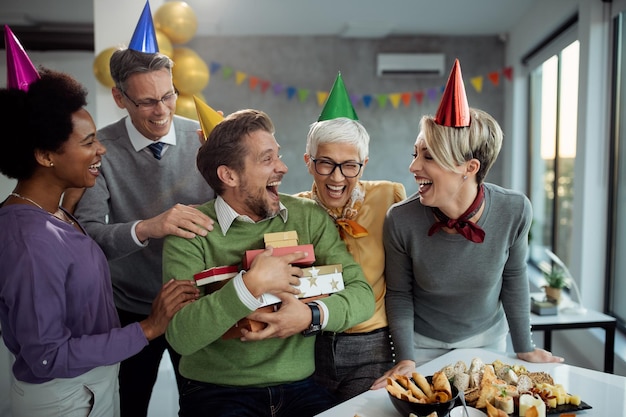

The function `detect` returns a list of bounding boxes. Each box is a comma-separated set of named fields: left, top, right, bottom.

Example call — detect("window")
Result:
left=609, top=11, right=626, bottom=331
left=527, top=41, right=580, bottom=269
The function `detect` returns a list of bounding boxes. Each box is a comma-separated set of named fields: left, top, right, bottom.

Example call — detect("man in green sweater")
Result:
left=162, top=108, right=374, bottom=417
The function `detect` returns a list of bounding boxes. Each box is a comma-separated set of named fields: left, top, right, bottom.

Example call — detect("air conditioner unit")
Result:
left=376, top=53, right=446, bottom=77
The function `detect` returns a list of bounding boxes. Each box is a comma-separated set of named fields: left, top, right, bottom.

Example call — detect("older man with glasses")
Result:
left=70, top=44, right=216, bottom=417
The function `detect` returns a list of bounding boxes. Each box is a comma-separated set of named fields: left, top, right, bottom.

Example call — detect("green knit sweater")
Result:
left=163, top=194, right=374, bottom=387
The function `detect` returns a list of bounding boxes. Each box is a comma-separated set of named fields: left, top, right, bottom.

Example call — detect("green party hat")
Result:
left=318, top=72, right=358, bottom=121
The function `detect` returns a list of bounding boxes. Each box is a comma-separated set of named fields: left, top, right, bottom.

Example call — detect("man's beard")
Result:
left=241, top=182, right=279, bottom=220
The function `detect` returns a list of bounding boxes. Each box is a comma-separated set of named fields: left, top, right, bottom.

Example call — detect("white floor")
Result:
left=147, top=350, right=180, bottom=417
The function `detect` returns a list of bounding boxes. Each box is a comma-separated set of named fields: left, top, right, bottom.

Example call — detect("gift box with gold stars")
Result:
left=258, top=264, right=344, bottom=307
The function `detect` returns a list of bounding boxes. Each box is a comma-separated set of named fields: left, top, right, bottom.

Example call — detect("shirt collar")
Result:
left=215, top=195, right=288, bottom=236
left=125, top=116, right=177, bottom=152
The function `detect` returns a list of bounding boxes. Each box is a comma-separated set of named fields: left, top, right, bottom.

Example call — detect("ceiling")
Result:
left=1, top=0, right=538, bottom=50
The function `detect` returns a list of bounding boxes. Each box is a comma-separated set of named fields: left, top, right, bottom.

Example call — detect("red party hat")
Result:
left=4, top=25, right=40, bottom=91
left=434, top=59, right=470, bottom=127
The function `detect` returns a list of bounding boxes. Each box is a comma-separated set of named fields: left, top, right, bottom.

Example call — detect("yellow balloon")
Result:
left=154, top=1, right=198, bottom=45
left=93, top=47, right=117, bottom=88
left=155, top=30, right=174, bottom=59
left=172, top=47, right=209, bottom=95
left=176, top=92, right=205, bottom=120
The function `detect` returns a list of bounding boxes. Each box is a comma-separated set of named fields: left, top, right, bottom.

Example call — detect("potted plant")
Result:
left=542, top=264, right=568, bottom=304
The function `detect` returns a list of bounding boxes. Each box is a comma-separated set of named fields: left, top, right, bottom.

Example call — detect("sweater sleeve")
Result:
left=162, top=232, right=252, bottom=356
left=0, top=215, right=148, bottom=383
left=500, top=195, right=535, bottom=353
left=303, top=201, right=375, bottom=332
left=75, top=169, right=142, bottom=261
left=383, top=205, right=418, bottom=362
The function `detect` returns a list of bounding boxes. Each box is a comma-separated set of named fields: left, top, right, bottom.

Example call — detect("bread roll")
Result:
left=453, top=372, right=470, bottom=393
left=469, top=357, right=484, bottom=374
left=432, top=371, right=452, bottom=402
left=494, top=394, right=514, bottom=414
left=412, top=372, right=434, bottom=399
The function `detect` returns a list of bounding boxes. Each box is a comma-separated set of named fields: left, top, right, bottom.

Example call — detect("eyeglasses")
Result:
left=122, top=89, right=178, bottom=110
left=309, top=156, right=363, bottom=178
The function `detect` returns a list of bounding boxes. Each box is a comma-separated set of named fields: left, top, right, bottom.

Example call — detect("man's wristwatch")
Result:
left=302, top=302, right=322, bottom=337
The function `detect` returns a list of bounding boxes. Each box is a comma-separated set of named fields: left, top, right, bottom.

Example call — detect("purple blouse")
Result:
left=0, top=204, right=147, bottom=383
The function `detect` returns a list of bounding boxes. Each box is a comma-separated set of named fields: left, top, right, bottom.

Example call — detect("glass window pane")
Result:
left=528, top=56, right=558, bottom=263
left=555, top=41, right=579, bottom=268
left=610, top=12, right=626, bottom=326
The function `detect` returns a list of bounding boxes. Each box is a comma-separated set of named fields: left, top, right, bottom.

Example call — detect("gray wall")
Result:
left=189, top=35, right=506, bottom=195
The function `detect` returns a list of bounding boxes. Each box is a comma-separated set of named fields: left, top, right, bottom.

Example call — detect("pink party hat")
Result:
left=4, top=25, right=40, bottom=91
left=128, top=1, right=159, bottom=53
left=434, top=59, right=470, bottom=127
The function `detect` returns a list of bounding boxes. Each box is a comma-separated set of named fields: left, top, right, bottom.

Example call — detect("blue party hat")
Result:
left=128, top=1, right=159, bottom=53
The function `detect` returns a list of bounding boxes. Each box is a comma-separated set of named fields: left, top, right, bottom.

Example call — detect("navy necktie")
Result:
left=148, top=142, right=164, bottom=160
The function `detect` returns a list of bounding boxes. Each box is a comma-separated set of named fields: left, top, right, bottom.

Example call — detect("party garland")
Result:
left=208, top=61, right=513, bottom=109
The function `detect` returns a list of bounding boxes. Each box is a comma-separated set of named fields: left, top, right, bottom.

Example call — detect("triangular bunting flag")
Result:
left=235, top=71, right=246, bottom=85
left=317, top=91, right=329, bottom=107
left=273, top=83, right=284, bottom=95
left=209, top=61, right=221, bottom=74
left=222, top=67, right=233, bottom=79
left=350, top=94, right=359, bottom=108
left=376, top=94, right=387, bottom=108
left=401, top=92, right=411, bottom=107
left=389, top=93, right=402, bottom=109
left=297, top=89, right=310, bottom=102
left=503, top=66, right=513, bottom=81
left=488, top=72, right=500, bottom=86
left=414, top=91, right=424, bottom=105
left=470, top=76, right=483, bottom=93
left=427, top=88, right=439, bottom=102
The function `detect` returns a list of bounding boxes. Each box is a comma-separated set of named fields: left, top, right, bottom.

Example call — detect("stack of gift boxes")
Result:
left=193, top=231, right=345, bottom=339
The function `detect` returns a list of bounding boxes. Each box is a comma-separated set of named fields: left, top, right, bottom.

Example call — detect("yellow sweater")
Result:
left=297, top=180, right=406, bottom=333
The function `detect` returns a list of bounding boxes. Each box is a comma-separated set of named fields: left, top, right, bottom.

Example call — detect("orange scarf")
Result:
left=311, top=183, right=369, bottom=239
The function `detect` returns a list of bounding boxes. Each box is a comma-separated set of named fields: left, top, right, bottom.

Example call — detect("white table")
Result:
left=315, top=348, right=626, bottom=416
left=529, top=297, right=616, bottom=373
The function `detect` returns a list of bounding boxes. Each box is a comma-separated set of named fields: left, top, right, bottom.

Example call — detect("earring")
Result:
left=463, top=175, right=467, bottom=180
left=50, top=162, right=54, bottom=167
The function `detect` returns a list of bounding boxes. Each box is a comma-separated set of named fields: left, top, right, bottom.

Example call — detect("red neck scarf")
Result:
left=427, top=184, right=485, bottom=243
